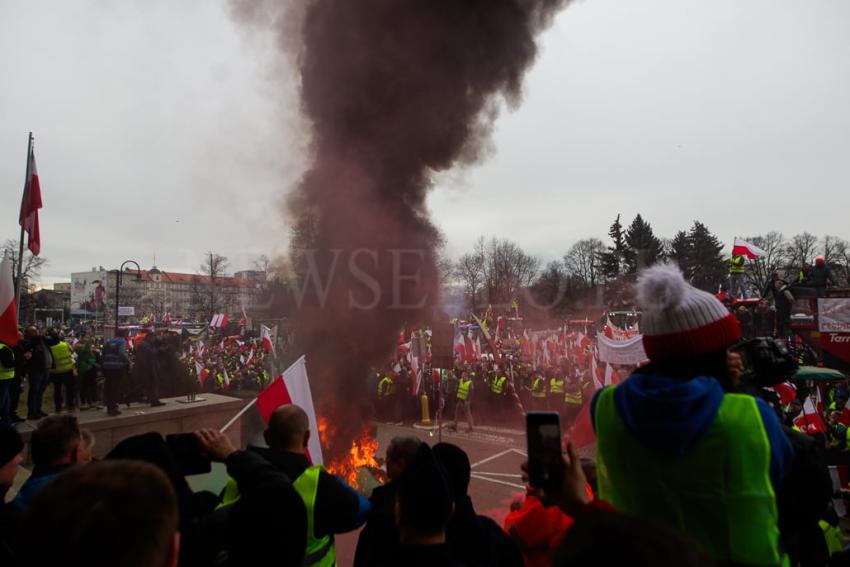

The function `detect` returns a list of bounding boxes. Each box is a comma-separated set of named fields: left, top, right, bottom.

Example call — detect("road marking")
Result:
left=470, top=472, right=523, bottom=479
left=470, top=473, right=525, bottom=490
left=471, top=447, right=527, bottom=469
left=470, top=449, right=517, bottom=469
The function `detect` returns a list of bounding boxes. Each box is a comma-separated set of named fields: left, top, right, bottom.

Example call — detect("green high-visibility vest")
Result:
left=293, top=466, right=336, bottom=567
left=49, top=341, right=74, bottom=375
left=564, top=385, right=583, bottom=406
left=549, top=378, right=565, bottom=395
left=0, top=344, right=14, bottom=380
left=490, top=376, right=507, bottom=395
left=730, top=255, right=746, bottom=274
left=531, top=377, right=547, bottom=398
left=457, top=378, right=472, bottom=401
left=378, top=377, right=395, bottom=397
left=595, top=386, right=781, bottom=566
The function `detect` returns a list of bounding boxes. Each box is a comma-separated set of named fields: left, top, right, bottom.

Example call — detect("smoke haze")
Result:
left=232, top=0, right=571, bottom=454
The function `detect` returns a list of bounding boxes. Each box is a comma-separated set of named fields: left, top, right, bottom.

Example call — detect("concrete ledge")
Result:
left=15, top=393, right=248, bottom=462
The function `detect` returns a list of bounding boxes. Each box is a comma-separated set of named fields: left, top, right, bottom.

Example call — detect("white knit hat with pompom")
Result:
left=636, top=263, right=740, bottom=362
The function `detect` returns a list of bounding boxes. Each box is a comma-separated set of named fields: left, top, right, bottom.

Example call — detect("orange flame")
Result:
left=318, top=416, right=382, bottom=489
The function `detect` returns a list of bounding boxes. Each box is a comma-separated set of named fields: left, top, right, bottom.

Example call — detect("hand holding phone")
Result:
left=526, top=412, right=565, bottom=492
left=525, top=412, right=591, bottom=515
left=166, top=433, right=212, bottom=476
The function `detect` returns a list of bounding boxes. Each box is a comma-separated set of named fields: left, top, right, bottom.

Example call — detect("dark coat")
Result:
left=776, top=428, right=833, bottom=567
left=354, top=481, right=399, bottom=567
left=378, top=544, right=465, bottom=567
left=446, top=495, right=524, bottom=567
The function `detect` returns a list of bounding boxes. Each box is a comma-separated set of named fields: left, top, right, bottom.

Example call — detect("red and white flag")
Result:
left=772, top=382, right=797, bottom=408
left=732, top=237, right=767, bottom=260
left=223, top=368, right=230, bottom=388
left=793, top=396, right=827, bottom=435
left=0, top=254, right=18, bottom=346
left=195, top=361, right=210, bottom=386
left=260, top=324, right=276, bottom=356
left=591, top=355, right=604, bottom=390
left=256, top=356, right=323, bottom=465
left=19, top=144, right=43, bottom=256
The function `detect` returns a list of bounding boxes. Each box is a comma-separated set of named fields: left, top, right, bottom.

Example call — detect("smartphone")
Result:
left=526, top=412, right=564, bottom=492
left=166, top=433, right=212, bottom=476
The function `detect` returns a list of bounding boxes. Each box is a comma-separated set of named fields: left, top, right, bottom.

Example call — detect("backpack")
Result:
left=101, top=340, right=127, bottom=371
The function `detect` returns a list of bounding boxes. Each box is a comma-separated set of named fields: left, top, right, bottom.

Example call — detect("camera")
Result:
left=731, top=337, right=797, bottom=387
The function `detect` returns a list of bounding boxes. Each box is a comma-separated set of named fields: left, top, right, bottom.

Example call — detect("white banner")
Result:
left=118, top=306, right=135, bottom=316
left=819, top=299, right=850, bottom=333
left=597, top=334, right=648, bottom=365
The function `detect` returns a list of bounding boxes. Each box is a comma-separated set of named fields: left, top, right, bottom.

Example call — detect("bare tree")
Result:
left=744, top=232, right=788, bottom=293
left=253, top=254, right=271, bottom=280
left=825, top=236, right=850, bottom=285
left=483, top=238, right=540, bottom=306
left=196, top=252, right=230, bottom=321
left=2, top=239, right=48, bottom=293
left=454, top=237, right=486, bottom=311
left=785, top=232, right=818, bottom=270
left=564, top=238, right=606, bottom=287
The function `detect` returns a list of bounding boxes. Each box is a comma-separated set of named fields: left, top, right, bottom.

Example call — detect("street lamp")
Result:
left=114, top=260, right=143, bottom=333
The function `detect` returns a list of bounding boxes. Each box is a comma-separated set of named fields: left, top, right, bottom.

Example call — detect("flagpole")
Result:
left=15, top=132, right=33, bottom=318
left=219, top=355, right=306, bottom=433
left=220, top=397, right=257, bottom=433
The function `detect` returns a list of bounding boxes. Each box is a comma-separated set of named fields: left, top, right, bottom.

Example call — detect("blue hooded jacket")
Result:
left=591, top=373, right=793, bottom=488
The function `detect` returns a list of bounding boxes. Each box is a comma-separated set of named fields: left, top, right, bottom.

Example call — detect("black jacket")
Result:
left=21, top=336, right=47, bottom=374
left=181, top=450, right=308, bottom=567
left=354, top=481, right=400, bottom=567
left=446, top=495, right=524, bottom=567
left=777, top=427, right=833, bottom=567
left=378, top=544, right=465, bottom=567
left=810, top=264, right=833, bottom=288
left=248, top=447, right=367, bottom=539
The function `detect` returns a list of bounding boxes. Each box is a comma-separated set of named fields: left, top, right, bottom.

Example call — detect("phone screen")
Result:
left=166, top=433, right=212, bottom=476
left=526, top=411, right=564, bottom=492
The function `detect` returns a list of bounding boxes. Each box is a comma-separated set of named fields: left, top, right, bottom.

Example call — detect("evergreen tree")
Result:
left=624, top=214, right=663, bottom=273
left=687, top=221, right=726, bottom=292
left=669, top=230, right=690, bottom=271
left=600, top=214, right=626, bottom=279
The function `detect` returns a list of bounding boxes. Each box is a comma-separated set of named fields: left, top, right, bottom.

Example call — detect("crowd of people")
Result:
left=0, top=326, right=277, bottom=425
left=2, top=259, right=850, bottom=566
left=181, top=336, right=273, bottom=394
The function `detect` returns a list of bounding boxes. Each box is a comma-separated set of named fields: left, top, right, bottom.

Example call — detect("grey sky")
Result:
left=2, top=0, right=848, bottom=286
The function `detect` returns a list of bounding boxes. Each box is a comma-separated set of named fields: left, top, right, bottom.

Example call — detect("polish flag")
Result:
left=591, top=356, right=604, bottom=390
left=260, top=324, right=276, bottom=356
left=195, top=361, right=209, bottom=386
left=223, top=356, right=323, bottom=465
left=19, top=145, right=43, bottom=256
left=223, top=368, right=230, bottom=388
left=793, top=396, right=827, bottom=434
left=772, top=382, right=797, bottom=408
left=732, top=237, right=767, bottom=260
left=0, top=254, right=18, bottom=346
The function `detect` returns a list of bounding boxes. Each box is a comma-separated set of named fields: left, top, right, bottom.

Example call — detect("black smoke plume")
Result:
left=233, top=0, right=570, bottom=458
